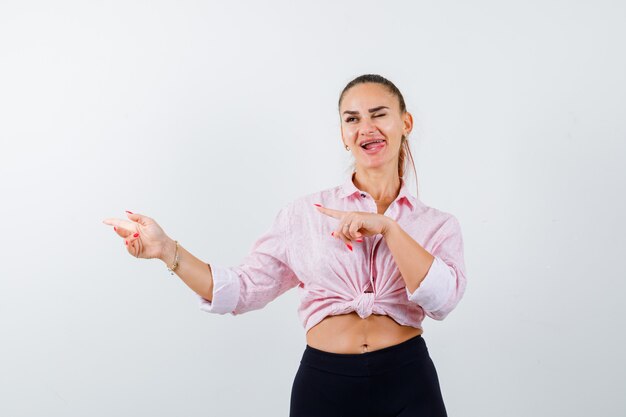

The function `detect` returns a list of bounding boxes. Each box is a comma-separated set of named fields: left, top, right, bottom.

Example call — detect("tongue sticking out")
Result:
left=364, top=141, right=385, bottom=151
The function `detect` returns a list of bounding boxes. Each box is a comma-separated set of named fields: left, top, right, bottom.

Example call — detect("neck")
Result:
left=352, top=167, right=401, bottom=203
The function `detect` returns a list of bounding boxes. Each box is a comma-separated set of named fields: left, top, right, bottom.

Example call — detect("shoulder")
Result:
left=412, top=199, right=462, bottom=232
left=283, top=184, right=343, bottom=212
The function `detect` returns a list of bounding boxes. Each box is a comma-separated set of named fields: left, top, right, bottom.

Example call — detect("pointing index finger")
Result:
left=314, top=205, right=345, bottom=219
left=102, top=218, right=138, bottom=232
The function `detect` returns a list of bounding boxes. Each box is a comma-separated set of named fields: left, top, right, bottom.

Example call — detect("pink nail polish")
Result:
left=346, top=243, right=353, bottom=251
left=126, top=210, right=133, bottom=214
left=114, top=226, right=117, bottom=231
left=356, top=239, right=363, bottom=242
left=313, top=204, right=322, bottom=207
left=331, top=231, right=335, bottom=237
left=125, top=240, right=128, bottom=245
left=133, top=233, right=139, bottom=237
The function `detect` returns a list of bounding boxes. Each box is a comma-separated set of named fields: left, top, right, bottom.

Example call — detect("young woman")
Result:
left=103, top=74, right=467, bottom=416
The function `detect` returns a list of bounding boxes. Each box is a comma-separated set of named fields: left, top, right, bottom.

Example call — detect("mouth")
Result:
left=359, top=138, right=386, bottom=154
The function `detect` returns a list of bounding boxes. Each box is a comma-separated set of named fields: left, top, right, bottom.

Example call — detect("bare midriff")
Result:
left=305, top=312, right=423, bottom=354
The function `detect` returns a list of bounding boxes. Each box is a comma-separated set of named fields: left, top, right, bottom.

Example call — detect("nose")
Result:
left=359, top=119, right=377, bottom=136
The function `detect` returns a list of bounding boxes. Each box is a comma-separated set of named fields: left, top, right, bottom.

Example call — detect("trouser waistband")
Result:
left=300, top=334, right=429, bottom=377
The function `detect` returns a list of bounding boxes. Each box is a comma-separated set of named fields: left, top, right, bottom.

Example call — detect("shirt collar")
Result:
left=338, top=172, right=416, bottom=211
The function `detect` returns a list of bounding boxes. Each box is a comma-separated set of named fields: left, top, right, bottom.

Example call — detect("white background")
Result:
left=1, top=1, right=625, bottom=416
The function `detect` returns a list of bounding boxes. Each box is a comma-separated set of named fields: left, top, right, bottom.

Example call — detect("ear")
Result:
left=403, top=111, right=414, bottom=136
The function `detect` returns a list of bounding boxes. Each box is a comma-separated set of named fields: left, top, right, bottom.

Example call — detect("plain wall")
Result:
left=1, top=0, right=624, bottom=416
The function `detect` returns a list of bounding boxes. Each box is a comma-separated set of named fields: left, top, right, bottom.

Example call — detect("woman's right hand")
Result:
left=102, top=211, right=171, bottom=261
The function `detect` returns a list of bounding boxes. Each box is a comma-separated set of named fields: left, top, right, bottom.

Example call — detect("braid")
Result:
left=398, top=136, right=406, bottom=178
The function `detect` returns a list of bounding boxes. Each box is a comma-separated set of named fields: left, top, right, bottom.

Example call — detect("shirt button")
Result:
left=360, top=193, right=366, bottom=198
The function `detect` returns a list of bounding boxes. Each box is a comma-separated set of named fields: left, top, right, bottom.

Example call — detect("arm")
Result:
left=158, top=238, right=242, bottom=314
left=382, top=222, right=435, bottom=294
left=193, top=205, right=300, bottom=315
left=159, top=238, right=216, bottom=301
left=383, top=215, right=467, bottom=320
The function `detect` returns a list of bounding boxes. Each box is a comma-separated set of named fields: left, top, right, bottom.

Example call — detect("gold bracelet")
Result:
left=167, top=240, right=180, bottom=275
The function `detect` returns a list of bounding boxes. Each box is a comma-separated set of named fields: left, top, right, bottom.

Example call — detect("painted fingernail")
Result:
left=125, top=240, right=128, bottom=245
left=355, top=239, right=363, bottom=242
left=114, top=226, right=117, bottom=231
left=313, top=204, right=322, bottom=207
left=346, top=243, right=353, bottom=251
left=331, top=231, right=335, bottom=237
left=133, top=233, right=139, bottom=237
left=126, top=210, right=133, bottom=214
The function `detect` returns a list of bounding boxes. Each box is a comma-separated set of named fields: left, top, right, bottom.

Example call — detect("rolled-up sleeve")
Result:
left=406, top=215, right=467, bottom=320
left=198, top=264, right=241, bottom=314
left=197, top=204, right=301, bottom=315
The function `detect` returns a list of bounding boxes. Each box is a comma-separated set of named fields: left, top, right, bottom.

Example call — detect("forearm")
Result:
left=382, top=219, right=435, bottom=293
left=159, top=237, right=215, bottom=301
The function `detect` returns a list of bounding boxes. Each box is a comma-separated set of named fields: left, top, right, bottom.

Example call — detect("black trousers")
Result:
left=289, top=334, right=447, bottom=417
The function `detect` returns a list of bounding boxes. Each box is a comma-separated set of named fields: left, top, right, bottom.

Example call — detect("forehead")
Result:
left=340, top=83, right=398, bottom=111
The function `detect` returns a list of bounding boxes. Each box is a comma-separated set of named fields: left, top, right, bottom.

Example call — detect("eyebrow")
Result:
left=342, top=106, right=389, bottom=115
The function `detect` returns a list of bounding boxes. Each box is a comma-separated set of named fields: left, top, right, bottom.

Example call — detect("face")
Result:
left=340, top=82, right=413, bottom=172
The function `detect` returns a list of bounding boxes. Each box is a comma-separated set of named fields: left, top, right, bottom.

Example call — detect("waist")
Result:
left=301, top=333, right=428, bottom=377
left=305, top=312, right=423, bottom=354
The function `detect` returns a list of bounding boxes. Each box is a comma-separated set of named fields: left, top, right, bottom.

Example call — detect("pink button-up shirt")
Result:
left=198, top=173, right=467, bottom=333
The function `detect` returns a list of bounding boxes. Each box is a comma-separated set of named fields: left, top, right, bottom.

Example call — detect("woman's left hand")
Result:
left=314, top=204, right=394, bottom=246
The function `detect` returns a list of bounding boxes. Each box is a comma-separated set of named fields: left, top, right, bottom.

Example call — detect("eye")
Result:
left=345, top=117, right=357, bottom=123
left=373, top=113, right=386, bottom=118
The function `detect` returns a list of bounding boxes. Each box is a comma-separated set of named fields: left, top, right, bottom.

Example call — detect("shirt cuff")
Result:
left=406, top=256, right=455, bottom=312
left=197, top=264, right=240, bottom=314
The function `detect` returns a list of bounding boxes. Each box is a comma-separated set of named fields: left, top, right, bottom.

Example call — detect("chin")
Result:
left=357, top=160, right=392, bottom=170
